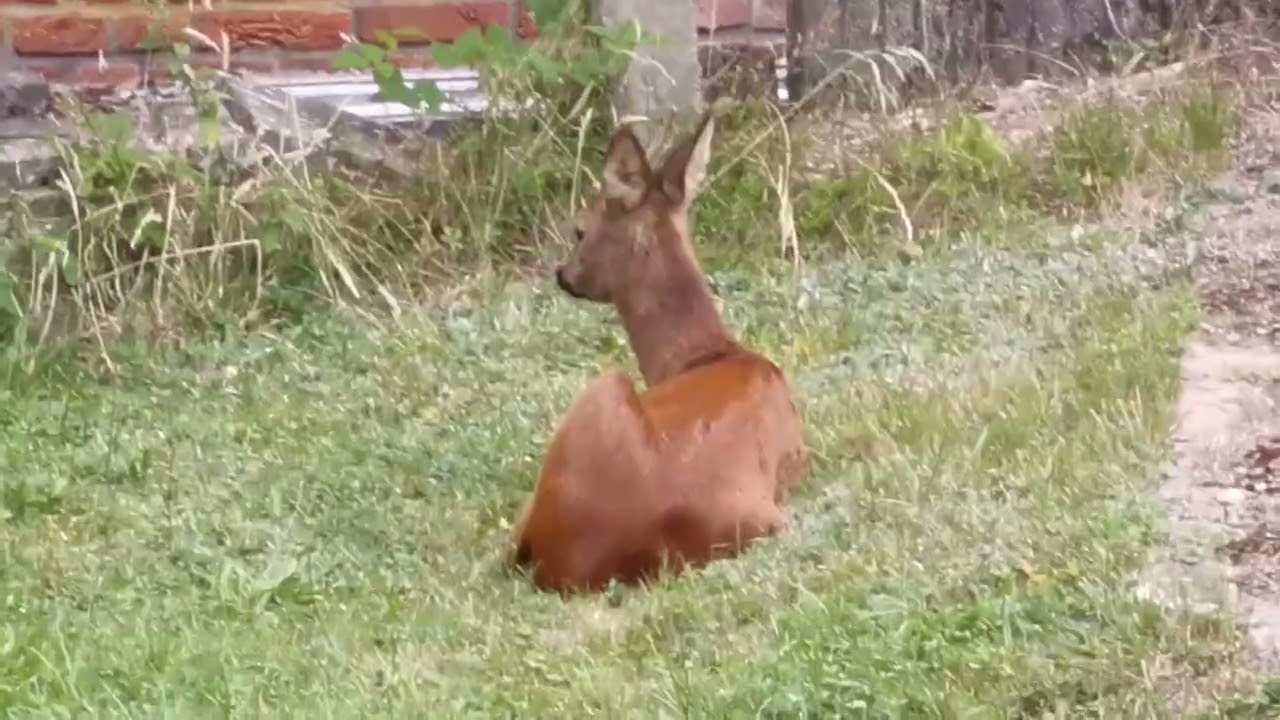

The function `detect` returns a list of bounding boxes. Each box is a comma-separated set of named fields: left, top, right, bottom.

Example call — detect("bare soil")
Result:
left=1156, top=98, right=1280, bottom=672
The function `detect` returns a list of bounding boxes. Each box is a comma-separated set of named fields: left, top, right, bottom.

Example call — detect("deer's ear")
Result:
left=601, top=125, right=652, bottom=208
left=658, top=111, right=715, bottom=207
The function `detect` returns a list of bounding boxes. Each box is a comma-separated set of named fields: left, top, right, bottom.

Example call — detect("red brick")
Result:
left=194, top=9, right=350, bottom=51
left=515, top=2, right=537, bottom=39
left=20, top=59, right=72, bottom=83
left=10, top=14, right=111, bottom=55
left=21, top=57, right=141, bottom=89
left=695, top=0, right=750, bottom=31
left=695, top=0, right=787, bottom=32
left=755, top=0, right=786, bottom=31
left=114, top=12, right=191, bottom=52
left=353, top=1, right=511, bottom=45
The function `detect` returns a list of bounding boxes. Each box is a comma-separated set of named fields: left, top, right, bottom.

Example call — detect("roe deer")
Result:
left=506, top=109, right=807, bottom=594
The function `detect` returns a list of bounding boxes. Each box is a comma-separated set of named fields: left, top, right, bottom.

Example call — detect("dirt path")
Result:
left=1138, top=100, right=1280, bottom=677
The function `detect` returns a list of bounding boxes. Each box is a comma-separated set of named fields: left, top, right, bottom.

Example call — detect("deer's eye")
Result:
left=574, top=227, right=585, bottom=243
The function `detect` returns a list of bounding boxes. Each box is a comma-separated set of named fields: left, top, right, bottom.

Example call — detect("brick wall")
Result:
left=0, top=0, right=787, bottom=95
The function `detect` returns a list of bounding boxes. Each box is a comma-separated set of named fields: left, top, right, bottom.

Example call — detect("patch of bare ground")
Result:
left=1136, top=79, right=1280, bottom=710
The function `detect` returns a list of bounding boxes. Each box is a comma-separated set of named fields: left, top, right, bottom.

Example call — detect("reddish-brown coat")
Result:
left=508, top=111, right=807, bottom=594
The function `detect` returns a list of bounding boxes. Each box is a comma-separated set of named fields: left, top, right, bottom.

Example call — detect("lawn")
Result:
left=0, top=219, right=1237, bottom=716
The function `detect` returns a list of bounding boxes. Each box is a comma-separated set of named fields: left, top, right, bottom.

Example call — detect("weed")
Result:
left=1048, top=100, right=1145, bottom=206
left=794, top=80, right=1239, bottom=258
left=796, top=112, right=1035, bottom=256
left=1046, top=85, right=1238, bottom=209
left=1181, top=82, right=1241, bottom=157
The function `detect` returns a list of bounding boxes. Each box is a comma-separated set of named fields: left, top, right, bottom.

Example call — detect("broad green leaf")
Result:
left=430, top=42, right=463, bottom=68
left=527, top=52, right=563, bottom=84
left=451, top=27, right=487, bottom=64
left=333, top=44, right=381, bottom=71
left=483, top=24, right=517, bottom=57
left=85, top=112, right=133, bottom=145
left=526, top=0, right=570, bottom=28
left=0, top=272, right=21, bottom=319
left=32, top=236, right=65, bottom=258
left=281, top=208, right=309, bottom=232
left=198, top=115, right=220, bottom=148
left=259, top=219, right=284, bottom=254
left=411, top=81, right=448, bottom=111
left=60, top=253, right=80, bottom=287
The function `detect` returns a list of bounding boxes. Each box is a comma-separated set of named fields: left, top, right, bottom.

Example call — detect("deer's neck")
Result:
left=614, top=258, right=740, bottom=387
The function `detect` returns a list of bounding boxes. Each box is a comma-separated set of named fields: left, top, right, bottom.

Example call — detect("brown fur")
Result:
left=506, top=110, right=808, bottom=594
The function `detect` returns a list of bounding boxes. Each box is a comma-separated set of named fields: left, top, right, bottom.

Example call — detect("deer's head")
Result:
left=555, top=112, right=715, bottom=304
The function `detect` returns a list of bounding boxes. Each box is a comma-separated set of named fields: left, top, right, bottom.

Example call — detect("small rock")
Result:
left=1244, top=602, right=1280, bottom=672
left=1208, top=176, right=1251, bottom=203
left=1217, top=487, right=1249, bottom=506
left=1262, top=168, right=1280, bottom=194
left=1135, top=560, right=1237, bottom=615
left=896, top=241, right=924, bottom=263
left=0, top=71, right=51, bottom=118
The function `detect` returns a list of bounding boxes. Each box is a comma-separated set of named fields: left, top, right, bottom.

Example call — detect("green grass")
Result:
left=0, top=217, right=1241, bottom=716
left=0, top=49, right=1254, bottom=716
left=1203, top=678, right=1280, bottom=718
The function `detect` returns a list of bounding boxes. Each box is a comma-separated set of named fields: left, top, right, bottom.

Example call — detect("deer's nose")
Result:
left=555, top=266, right=585, bottom=299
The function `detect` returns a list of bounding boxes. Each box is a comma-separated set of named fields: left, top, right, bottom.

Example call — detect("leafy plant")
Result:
left=331, top=0, right=644, bottom=112
left=331, top=32, right=448, bottom=110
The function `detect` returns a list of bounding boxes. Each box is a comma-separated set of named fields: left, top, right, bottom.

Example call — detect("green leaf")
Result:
left=483, top=24, right=516, bottom=56
left=0, top=272, right=21, bottom=320
left=60, top=253, right=80, bottom=287
left=430, top=42, right=464, bottom=68
left=372, top=64, right=412, bottom=103
left=198, top=115, right=220, bottom=147
left=411, top=80, right=447, bottom=111
left=32, top=236, right=65, bottom=259
left=374, top=29, right=403, bottom=51
left=527, top=52, right=564, bottom=84
left=259, top=219, right=284, bottom=254
left=526, top=0, right=570, bottom=29
left=333, top=44, right=382, bottom=71
left=564, top=63, right=594, bottom=86
left=85, top=112, right=133, bottom=145
left=280, top=208, right=308, bottom=232
left=450, top=27, right=487, bottom=64
left=380, top=83, right=413, bottom=106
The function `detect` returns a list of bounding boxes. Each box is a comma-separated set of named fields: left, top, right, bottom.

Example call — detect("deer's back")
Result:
left=640, top=350, right=805, bottom=497
left=517, top=351, right=806, bottom=592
